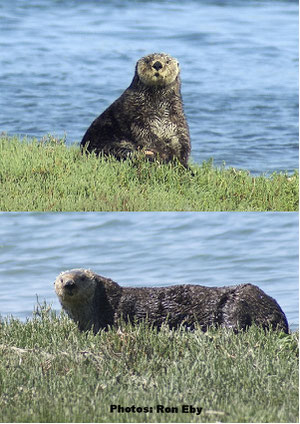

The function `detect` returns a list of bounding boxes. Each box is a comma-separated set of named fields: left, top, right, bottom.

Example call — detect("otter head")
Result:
left=136, top=53, right=180, bottom=87
left=54, top=269, right=97, bottom=308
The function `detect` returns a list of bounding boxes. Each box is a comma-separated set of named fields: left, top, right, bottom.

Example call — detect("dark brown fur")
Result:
left=54, top=269, right=289, bottom=334
left=80, top=53, right=191, bottom=167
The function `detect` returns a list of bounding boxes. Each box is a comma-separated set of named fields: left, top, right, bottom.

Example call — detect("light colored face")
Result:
left=136, top=53, right=180, bottom=87
left=54, top=269, right=96, bottom=304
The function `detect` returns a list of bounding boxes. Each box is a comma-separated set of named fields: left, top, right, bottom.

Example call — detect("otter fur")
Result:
left=54, top=269, right=288, bottom=334
left=80, top=53, right=191, bottom=167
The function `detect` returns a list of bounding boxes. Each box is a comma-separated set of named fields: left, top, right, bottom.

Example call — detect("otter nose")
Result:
left=152, top=61, right=163, bottom=71
left=64, top=280, right=75, bottom=289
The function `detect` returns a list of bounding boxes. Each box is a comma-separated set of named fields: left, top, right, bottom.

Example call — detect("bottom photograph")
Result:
left=0, top=212, right=298, bottom=423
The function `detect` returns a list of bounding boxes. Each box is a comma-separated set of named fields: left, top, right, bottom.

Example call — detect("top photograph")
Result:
left=0, top=0, right=298, bottom=211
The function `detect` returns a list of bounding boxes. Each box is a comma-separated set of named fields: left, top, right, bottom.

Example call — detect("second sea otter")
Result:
left=54, top=269, right=289, bottom=334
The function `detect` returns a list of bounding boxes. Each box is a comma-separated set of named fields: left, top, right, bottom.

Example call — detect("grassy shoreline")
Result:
left=0, top=135, right=298, bottom=211
left=0, top=304, right=298, bottom=423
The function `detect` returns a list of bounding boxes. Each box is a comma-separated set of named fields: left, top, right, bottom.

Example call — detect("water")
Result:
left=0, top=0, right=298, bottom=175
left=0, top=212, right=298, bottom=330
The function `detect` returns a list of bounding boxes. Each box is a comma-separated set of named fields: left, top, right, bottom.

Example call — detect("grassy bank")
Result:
left=0, top=304, right=298, bottom=423
left=0, top=135, right=298, bottom=211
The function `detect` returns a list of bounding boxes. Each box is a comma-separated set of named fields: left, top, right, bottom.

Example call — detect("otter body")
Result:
left=80, top=53, right=191, bottom=167
left=54, top=269, right=288, bottom=334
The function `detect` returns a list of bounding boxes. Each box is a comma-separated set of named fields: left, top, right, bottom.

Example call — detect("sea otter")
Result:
left=80, top=53, right=191, bottom=167
left=54, top=269, right=289, bottom=334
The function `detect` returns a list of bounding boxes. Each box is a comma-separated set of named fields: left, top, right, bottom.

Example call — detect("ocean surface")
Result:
left=0, top=212, right=298, bottom=330
left=0, top=0, right=298, bottom=175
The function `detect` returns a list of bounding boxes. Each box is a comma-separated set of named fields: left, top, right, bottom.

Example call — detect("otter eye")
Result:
left=60, top=278, right=63, bottom=283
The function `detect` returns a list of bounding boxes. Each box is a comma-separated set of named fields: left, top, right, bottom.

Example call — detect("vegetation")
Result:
left=0, top=135, right=298, bottom=211
left=0, top=303, right=298, bottom=423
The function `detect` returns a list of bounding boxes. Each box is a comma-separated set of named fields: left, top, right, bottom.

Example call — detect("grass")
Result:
left=0, top=134, right=298, bottom=211
left=0, top=303, right=298, bottom=423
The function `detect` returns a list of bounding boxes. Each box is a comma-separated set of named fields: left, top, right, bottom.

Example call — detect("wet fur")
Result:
left=80, top=53, right=191, bottom=167
left=54, top=269, right=289, bottom=334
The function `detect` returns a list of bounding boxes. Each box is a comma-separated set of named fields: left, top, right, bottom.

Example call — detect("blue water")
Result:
left=0, top=212, right=298, bottom=330
left=0, top=0, right=298, bottom=175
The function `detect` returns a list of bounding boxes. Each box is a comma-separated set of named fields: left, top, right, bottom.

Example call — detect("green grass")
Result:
left=0, top=134, right=298, bottom=211
left=0, top=303, right=298, bottom=423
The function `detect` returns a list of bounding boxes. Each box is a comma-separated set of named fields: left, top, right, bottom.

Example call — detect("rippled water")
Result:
left=0, top=0, right=298, bottom=174
left=0, top=212, right=298, bottom=330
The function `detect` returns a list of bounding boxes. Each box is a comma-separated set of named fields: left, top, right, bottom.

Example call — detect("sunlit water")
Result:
left=0, top=0, right=298, bottom=175
left=0, top=212, right=298, bottom=330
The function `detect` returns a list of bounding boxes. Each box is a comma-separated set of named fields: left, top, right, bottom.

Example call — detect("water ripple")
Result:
left=0, top=0, right=298, bottom=174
